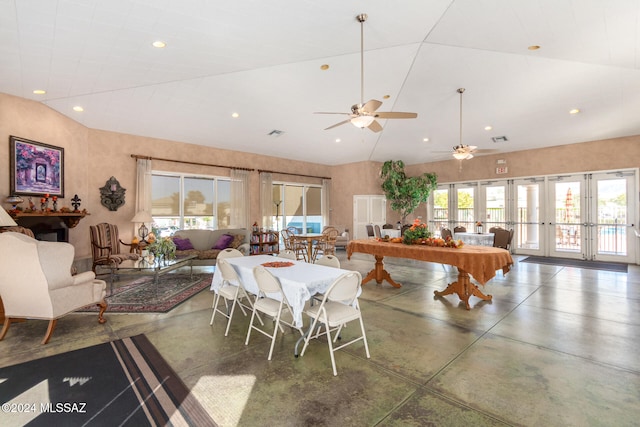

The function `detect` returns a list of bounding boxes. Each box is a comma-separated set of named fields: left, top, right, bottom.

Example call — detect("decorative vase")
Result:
left=476, top=225, right=483, bottom=234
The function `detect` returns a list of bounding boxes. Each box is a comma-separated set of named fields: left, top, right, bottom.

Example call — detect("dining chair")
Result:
left=453, top=226, right=467, bottom=233
left=281, top=229, right=308, bottom=262
left=492, top=228, right=511, bottom=250
left=314, top=254, right=340, bottom=268
left=300, top=271, right=370, bottom=376
left=311, top=227, right=338, bottom=262
left=365, top=224, right=375, bottom=238
left=210, top=258, right=258, bottom=336
left=246, top=266, right=303, bottom=360
left=278, top=249, right=297, bottom=260
left=441, top=228, right=452, bottom=240
left=382, top=223, right=394, bottom=229
left=374, top=224, right=381, bottom=238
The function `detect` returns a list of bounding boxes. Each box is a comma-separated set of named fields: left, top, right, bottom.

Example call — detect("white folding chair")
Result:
left=300, top=271, right=370, bottom=376
left=314, top=254, right=340, bottom=268
left=210, top=258, right=259, bottom=336
left=277, top=249, right=297, bottom=260
left=246, top=265, right=303, bottom=360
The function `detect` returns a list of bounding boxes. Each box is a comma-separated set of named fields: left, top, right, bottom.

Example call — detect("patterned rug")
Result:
left=0, top=334, right=215, bottom=426
left=81, top=273, right=212, bottom=313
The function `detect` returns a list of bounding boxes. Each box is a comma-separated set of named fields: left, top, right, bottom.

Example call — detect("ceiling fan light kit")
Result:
left=316, top=13, right=417, bottom=133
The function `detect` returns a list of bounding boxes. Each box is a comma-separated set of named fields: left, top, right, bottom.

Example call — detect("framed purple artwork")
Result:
left=9, top=135, right=64, bottom=197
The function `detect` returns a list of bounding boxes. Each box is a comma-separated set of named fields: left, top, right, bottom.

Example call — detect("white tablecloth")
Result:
left=381, top=229, right=401, bottom=238
left=211, top=255, right=352, bottom=327
left=454, top=232, right=495, bottom=247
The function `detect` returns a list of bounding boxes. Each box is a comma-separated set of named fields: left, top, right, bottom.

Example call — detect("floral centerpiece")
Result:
left=147, top=236, right=176, bottom=261
left=403, top=219, right=432, bottom=244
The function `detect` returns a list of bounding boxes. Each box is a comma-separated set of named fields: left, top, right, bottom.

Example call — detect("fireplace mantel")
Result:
left=10, top=211, right=89, bottom=229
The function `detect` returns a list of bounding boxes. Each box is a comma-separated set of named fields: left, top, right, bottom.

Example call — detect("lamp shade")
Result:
left=131, top=210, right=153, bottom=223
left=0, top=208, right=18, bottom=227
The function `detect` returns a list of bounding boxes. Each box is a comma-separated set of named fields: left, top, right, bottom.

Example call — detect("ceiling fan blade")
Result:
left=374, top=111, right=418, bottom=119
left=367, top=120, right=383, bottom=132
left=361, top=99, right=382, bottom=113
left=324, top=119, right=352, bottom=130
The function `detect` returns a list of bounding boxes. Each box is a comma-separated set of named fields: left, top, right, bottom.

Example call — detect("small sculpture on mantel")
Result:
left=71, top=194, right=82, bottom=212
left=99, top=177, right=125, bottom=211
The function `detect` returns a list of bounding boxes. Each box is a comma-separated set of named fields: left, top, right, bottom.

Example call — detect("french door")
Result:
left=353, top=195, right=386, bottom=240
left=432, top=169, right=637, bottom=263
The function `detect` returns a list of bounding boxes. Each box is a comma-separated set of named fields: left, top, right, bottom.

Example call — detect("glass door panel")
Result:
left=514, top=180, right=543, bottom=255
left=430, top=187, right=449, bottom=236
left=455, top=186, right=476, bottom=231
left=549, top=179, right=583, bottom=258
left=482, top=184, right=507, bottom=230
left=590, top=173, right=636, bottom=262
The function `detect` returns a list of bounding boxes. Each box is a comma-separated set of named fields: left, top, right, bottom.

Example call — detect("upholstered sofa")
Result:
left=323, top=225, right=350, bottom=249
left=171, top=228, right=251, bottom=266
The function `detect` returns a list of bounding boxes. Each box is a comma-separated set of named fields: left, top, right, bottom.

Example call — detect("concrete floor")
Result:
left=1, top=252, right=639, bottom=426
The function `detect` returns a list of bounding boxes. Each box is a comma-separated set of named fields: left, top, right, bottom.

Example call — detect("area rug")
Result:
left=81, top=273, right=212, bottom=313
left=0, top=334, right=215, bottom=426
left=520, top=256, right=628, bottom=273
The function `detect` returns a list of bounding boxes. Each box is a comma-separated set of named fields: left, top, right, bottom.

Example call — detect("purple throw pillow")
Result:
left=213, top=234, right=235, bottom=250
left=173, top=237, right=194, bottom=251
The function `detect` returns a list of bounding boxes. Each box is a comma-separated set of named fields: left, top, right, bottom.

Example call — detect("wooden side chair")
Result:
left=89, top=223, right=139, bottom=273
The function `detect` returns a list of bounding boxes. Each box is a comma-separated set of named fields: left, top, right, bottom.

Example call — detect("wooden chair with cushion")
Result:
left=454, top=226, right=467, bottom=233
left=0, top=232, right=107, bottom=344
left=441, top=228, right=452, bottom=240
left=492, top=228, right=511, bottom=250
left=89, top=223, right=139, bottom=273
left=311, top=227, right=338, bottom=262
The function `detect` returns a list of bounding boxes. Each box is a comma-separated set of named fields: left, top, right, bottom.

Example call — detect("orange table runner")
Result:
left=347, top=239, right=513, bottom=285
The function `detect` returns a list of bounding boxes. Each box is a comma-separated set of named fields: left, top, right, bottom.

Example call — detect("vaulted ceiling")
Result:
left=2, top=0, right=639, bottom=165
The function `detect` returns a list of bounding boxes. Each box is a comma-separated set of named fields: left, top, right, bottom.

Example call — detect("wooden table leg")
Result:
left=362, top=255, right=402, bottom=288
left=434, top=268, right=492, bottom=309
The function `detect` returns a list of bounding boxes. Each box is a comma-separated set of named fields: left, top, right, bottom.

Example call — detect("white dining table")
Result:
left=454, top=232, right=495, bottom=247
left=210, top=255, right=352, bottom=327
left=381, top=229, right=401, bottom=238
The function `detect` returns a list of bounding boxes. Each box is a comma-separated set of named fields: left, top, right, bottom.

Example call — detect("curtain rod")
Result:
left=131, top=154, right=254, bottom=172
left=257, top=169, right=331, bottom=180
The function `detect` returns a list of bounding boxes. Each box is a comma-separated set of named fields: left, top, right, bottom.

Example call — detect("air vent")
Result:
left=491, top=136, right=508, bottom=143
left=268, top=130, right=284, bottom=137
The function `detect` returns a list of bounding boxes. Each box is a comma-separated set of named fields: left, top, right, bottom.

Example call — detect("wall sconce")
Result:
left=100, top=176, right=125, bottom=211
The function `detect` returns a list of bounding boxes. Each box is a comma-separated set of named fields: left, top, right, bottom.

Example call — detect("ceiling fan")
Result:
left=315, top=13, right=417, bottom=133
left=448, top=88, right=497, bottom=160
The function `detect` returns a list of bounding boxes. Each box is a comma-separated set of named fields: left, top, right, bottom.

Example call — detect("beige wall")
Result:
left=2, top=92, right=638, bottom=265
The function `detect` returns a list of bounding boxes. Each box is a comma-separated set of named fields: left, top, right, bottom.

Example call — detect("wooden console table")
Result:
left=347, top=239, right=513, bottom=309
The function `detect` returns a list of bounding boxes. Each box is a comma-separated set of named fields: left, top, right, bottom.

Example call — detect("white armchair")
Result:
left=0, top=232, right=107, bottom=344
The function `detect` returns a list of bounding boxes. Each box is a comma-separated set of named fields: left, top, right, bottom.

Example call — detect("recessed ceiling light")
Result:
left=484, top=126, right=493, bottom=131
left=383, top=95, right=391, bottom=99
left=320, top=64, right=329, bottom=70
left=231, top=112, right=239, bottom=118
left=73, top=106, right=84, bottom=112
left=335, top=138, right=341, bottom=143
left=33, top=89, right=46, bottom=95
left=528, top=45, right=541, bottom=50
left=569, top=108, right=580, bottom=115
left=423, top=138, right=429, bottom=142
left=152, top=40, right=166, bottom=48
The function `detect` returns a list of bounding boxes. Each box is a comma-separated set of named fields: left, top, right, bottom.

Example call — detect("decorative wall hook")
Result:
left=100, top=176, right=125, bottom=211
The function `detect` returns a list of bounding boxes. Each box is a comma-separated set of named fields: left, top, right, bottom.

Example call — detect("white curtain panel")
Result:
left=260, top=172, right=273, bottom=229
left=322, top=178, right=331, bottom=227
left=135, top=158, right=152, bottom=213
left=230, top=169, right=250, bottom=228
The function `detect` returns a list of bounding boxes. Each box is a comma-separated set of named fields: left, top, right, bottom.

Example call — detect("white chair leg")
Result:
left=325, top=319, right=338, bottom=376
left=224, top=299, right=238, bottom=336
left=359, top=316, right=371, bottom=359
left=210, top=293, right=221, bottom=325
left=245, top=309, right=257, bottom=345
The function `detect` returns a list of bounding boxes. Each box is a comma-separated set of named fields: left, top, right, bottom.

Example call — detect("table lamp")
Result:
left=0, top=208, right=18, bottom=228
left=131, top=210, right=153, bottom=243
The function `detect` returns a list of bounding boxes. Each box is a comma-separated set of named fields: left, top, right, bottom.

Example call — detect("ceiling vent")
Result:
left=491, top=136, right=508, bottom=143
left=268, top=130, right=284, bottom=137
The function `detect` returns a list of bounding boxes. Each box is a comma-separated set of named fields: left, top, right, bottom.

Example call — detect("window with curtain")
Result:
left=151, top=172, right=229, bottom=235
left=272, top=182, right=323, bottom=233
